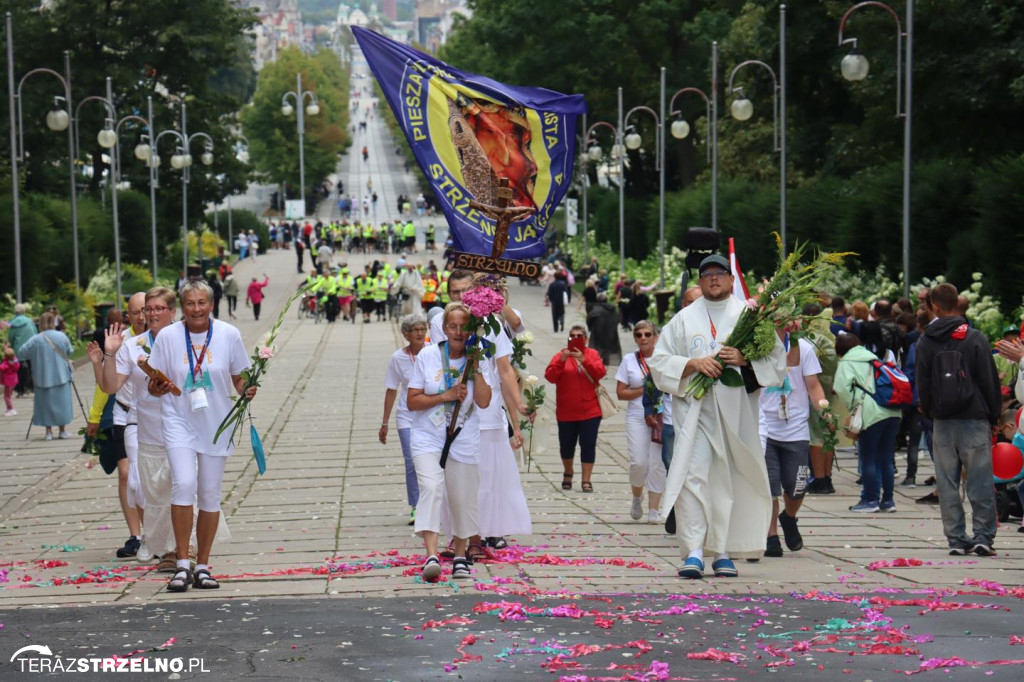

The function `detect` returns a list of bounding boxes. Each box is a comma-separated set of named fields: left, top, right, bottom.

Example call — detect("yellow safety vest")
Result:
left=422, top=278, right=438, bottom=303
left=356, top=276, right=375, bottom=299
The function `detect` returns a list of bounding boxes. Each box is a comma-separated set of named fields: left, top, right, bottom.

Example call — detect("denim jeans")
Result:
left=660, top=423, right=675, bottom=472
left=902, top=406, right=926, bottom=479
left=932, top=419, right=996, bottom=548
left=858, top=417, right=899, bottom=505
left=397, top=428, right=419, bottom=507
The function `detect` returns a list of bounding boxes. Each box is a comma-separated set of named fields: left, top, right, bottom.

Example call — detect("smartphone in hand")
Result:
left=568, top=336, right=586, bottom=353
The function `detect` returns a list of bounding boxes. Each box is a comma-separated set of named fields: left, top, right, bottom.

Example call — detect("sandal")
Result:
left=193, top=568, right=220, bottom=590
left=485, top=536, right=508, bottom=550
left=466, top=542, right=488, bottom=564
left=562, top=473, right=573, bottom=491
left=166, top=568, right=191, bottom=593
left=439, top=541, right=456, bottom=560
left=156, top=554, right=178, bottom=573
left=581, top=481, right=593, bottom=493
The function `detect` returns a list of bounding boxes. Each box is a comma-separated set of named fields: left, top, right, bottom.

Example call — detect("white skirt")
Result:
left=123, top=424, right=144, bottom=510
left=477, top=427, right=532, bottom=537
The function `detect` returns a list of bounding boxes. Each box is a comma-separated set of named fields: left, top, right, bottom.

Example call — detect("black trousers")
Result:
left=558, top=417, right=602, bottom=464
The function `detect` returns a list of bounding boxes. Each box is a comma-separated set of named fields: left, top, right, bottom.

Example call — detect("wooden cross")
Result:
left=468, top=177, right=536, bottom=260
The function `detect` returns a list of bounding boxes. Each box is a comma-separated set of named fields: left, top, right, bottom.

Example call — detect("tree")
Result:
left=240, top=46, right=350, bottom=209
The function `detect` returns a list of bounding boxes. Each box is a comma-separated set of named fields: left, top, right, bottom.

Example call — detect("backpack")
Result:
left=930, top=344, right=975, bottom=419
left=855, top=359, right=914, bottom=408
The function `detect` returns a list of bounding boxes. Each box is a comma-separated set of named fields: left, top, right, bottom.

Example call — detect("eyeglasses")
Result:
left=634, top=332, right=654, bottom=338
left=143, top=306, right=172, bottom=314
left=407, top=326, right=427, bottom=333
left=700, top=269, right=729, bottom=279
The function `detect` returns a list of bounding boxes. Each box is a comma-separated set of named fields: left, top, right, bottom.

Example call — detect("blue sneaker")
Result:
left=879, top=500, right=897, bottom=513
left=711, top=557, right=738, bottom=577
left=849, top=500, right=880, bottom=513
left=677, top=557, right=704, bottom=579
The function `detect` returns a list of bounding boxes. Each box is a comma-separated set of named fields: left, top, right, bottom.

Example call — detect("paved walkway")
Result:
left=1, top=48, right=1021, bottom=611
left=1, top=48, right=1021, bottom=681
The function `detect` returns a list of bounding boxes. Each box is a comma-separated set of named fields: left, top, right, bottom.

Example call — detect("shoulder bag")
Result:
left=578, top=356, right=618, bottom=419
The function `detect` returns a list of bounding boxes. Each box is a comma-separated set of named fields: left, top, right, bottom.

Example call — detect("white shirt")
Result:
left=117, top=330, right=163, bottom=446
left=147, top=319, right=251, bottom=455
left=616, top=351, right=654, bottom=421
left=385, top=347, right=419, bottom=429
left=759, top=337, right=822, bottom=442
left=112, top=327, right=137, bottom=427
left=407, top=344, right=489, bottom=465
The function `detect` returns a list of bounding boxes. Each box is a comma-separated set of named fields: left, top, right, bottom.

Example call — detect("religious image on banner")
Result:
left=352, top=26, right=588, bottom=261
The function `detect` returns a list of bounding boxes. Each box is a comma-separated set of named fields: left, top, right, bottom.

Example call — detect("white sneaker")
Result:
left=3, top=409, right=15, bottom=416
left=630, top=496, right=643, bottom=520
left=58, top=431, right=70, bottom=439
left=44, top=432, right=53, bottom=441
left=647, top=510, right=661, bottom=525
left=137, top=539, right=153, bottom=562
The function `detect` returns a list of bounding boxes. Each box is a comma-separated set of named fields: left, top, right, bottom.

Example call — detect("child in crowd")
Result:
left=1, top=346, right=20, bottom=416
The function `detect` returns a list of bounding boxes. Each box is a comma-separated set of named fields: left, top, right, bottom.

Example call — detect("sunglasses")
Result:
left=568, top=333, right=585, bottom=339
left=634, top=331, right=654, bottom=338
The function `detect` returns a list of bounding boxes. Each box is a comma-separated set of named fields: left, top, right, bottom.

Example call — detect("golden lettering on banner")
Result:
left=451, top=251, right=540, bottom=280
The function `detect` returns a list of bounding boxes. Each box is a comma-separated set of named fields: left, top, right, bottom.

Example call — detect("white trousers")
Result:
left=674, top=429, right=716, bottom=555
left=166, top=448, right=228, bottom=512
left=625, top=417, right=666, bottom=493
left=413, top=451, right=478, bottom=540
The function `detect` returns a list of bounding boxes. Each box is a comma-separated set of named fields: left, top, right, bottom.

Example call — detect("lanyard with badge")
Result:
left=184, top=324, right=214, bottom=411
left=767, top=332, right=792, bottom=421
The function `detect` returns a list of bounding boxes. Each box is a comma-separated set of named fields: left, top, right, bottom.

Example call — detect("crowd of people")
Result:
left=376, top=251, right=1022, bottom=582
left=5, top=235, right=1022, bottom=587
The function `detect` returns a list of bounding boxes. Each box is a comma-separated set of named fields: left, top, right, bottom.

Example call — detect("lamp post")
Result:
left=728, top=4, right=786, bottom=255
left=580, top=117, right=621, bottom=270
left=667, top=41, right=719, bottom=232
left=838, top=0, right=912, bottom=298
left=6, top=12, right=78, bottom=302
left=73, top=78, right=150, bottom=308
left=153, top=102, right=214, bottom=278
left=281, top=73, right=319, bottom=218
left=623, top=97, right=663, bottom=287
left=617, top=87, right=625, bottom=274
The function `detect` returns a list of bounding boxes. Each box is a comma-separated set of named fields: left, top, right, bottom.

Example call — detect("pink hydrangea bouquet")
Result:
left=439, top=278, right=506, bottom=466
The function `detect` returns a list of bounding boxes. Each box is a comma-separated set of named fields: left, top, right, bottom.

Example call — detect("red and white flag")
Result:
left=729, top=238, right=750, bottom=301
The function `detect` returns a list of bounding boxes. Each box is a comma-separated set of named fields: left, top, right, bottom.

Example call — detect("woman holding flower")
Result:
left=380, top=313, right=429, bottom=526
left=147, top=279, right=255, bottom=592
left=406, top=302, right=492, bottom=582
left=616, top=320, right=668, bottom=523
left=545, top=325, right=606, bottom=493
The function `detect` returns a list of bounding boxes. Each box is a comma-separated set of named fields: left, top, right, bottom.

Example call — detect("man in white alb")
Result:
left=649, top=255, right=787, bottom=579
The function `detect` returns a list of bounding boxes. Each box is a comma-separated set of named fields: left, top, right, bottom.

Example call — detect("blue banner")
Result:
left=352, top=26, right=587, bottom=260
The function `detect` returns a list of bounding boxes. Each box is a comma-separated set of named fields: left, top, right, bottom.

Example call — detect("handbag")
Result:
left=844, top=404, right=863, bottom=436
left=578, top=360, right=618, bottom=419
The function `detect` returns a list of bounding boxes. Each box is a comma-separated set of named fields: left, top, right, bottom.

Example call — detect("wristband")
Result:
left=103, top=352, right=114, bottom=358
left=381, top=422, right=387, bottom=426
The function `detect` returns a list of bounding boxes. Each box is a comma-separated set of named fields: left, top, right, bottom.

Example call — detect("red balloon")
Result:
left=992, top=442, right=1024, bottom=481
left=1016, top=407, right=1023, bottom=429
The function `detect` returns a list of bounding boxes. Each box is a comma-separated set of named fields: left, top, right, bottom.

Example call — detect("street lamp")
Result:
left=623, top=98, right=663, bottom=287
left=153, top=102, right=214, bottom=277
left=6, top=12, right=79, bottom=302
left=281, top=72, right=319, bottom=218
left=580, top=116, right=622, bottom=267
left=728, top=5, right=787, bottom=255
left=73, top=77, right=151, bottom=307
left=838, top=0, right=913, bottom=298
left=667, top=42, right=720, bottom=233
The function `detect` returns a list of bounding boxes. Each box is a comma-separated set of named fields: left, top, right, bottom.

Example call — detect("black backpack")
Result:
left=930, top=340, right=975, bottom=419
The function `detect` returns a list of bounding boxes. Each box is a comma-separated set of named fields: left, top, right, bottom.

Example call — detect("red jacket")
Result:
left=544, top=348, right=607, bottom=422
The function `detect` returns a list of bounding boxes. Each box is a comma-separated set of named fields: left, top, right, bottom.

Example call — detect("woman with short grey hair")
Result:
left=16, top=311, right=73, bottom=440
left=380, top=313, right=429, bottom=525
